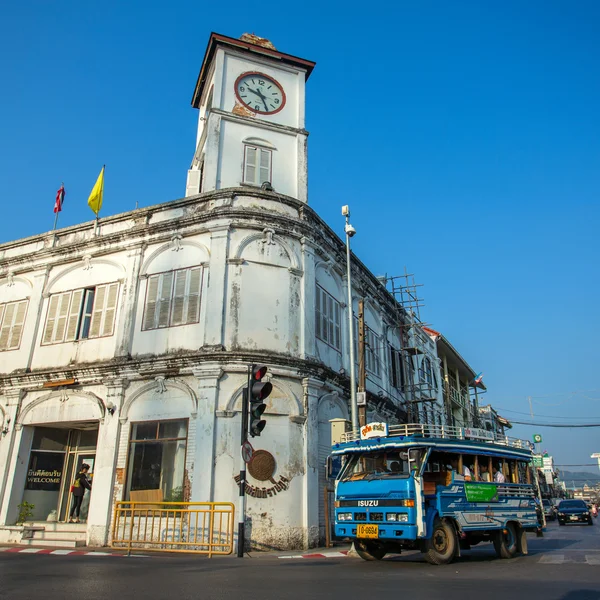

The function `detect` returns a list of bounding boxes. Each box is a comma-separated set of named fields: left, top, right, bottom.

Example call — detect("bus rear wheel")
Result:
left=423, top=518, right=457, bottom=565
left=493, top=523, right=518, bottom=559
left=355, top=540, right=387, bottom=561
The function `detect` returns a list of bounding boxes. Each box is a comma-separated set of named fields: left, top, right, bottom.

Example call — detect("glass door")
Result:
left=58, top=428, right=98, bottom=522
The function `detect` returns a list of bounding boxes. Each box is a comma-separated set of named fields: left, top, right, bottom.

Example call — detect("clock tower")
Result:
left=185, top=33, right=316, bottom=203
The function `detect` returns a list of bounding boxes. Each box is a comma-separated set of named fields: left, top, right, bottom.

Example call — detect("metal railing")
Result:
left=341, top=423, right=532, bottom=451
left=111, top=501, right=235, bottom=556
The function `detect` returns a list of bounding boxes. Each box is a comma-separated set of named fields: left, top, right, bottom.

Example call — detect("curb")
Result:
left=278, top=550, right=349, bottom=559
left=0, top=547, right=142, bottom=557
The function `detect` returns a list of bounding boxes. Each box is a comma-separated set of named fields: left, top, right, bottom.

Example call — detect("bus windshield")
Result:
left=341, top=448, right=425, bottom=481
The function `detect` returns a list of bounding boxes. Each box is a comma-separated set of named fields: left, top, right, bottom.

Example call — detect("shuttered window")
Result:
left=0, top=300, right=28, bottom=351
left=315, top=285, right=341, bottom=351
left=142, top=267, right=203, bottom=330
left=365, top=327, right=380, bottom=376
left=243, top=145, right=272, bottom=185
left=42, top=283, right=119, bottom=344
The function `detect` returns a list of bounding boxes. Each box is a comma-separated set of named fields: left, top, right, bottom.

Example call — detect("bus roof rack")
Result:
left=341, top=423, right=533, bottom=452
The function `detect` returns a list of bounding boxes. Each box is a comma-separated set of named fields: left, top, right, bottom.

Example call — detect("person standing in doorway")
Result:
left=69, top=463, right=92, bottom=523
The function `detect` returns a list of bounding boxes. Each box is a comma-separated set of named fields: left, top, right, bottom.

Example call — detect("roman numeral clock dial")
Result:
left=234, top=72, right=286, bottom=115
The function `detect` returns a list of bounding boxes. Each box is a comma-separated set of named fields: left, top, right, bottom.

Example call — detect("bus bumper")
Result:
left=334, top=524, right=418, bottom=541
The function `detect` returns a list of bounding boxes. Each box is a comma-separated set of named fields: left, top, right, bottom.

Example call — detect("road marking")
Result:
left=17, top=549, right=44, bottom=553
left=539, top=554, right=567, bottom=564
left=49, top=550, right=75, bottom=555
left=586, top=555, right=600, bottom=565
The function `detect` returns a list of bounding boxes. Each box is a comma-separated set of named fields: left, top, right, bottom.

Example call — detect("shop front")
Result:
left=22, top=425, right=98, bottom=522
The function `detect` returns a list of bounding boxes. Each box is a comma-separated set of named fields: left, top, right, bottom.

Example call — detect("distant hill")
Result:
left=558, top=470, right=600, bottom=485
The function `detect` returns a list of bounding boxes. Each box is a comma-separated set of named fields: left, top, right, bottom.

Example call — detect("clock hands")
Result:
left=246, top=85, right=271, bottom=112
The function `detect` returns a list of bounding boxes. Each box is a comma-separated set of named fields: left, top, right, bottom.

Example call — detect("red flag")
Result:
left=54, top=185, right=65, bottom=213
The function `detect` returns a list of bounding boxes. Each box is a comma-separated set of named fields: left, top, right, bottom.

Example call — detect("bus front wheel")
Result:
left=355, top=540, right=387, bottom=561
left=493, top=523, right=518, bottom=559
left=423, top=518, right=457, bottom=565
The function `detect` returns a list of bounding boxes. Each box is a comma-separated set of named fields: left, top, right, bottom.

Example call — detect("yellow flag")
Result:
left=87, top=166, right=105, bottom=216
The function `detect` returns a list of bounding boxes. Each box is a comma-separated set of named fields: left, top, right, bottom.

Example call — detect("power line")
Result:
left=510, top=420, right=600, bottom=428
left=495, top=407, right=600, bottom=420
left=555, top=464, right=599, bottom=467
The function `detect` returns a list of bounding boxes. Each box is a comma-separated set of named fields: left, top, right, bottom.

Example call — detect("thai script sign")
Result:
left=464, top=483, right=499, bottom=503
left=25, top=451, right=64, bottom=491
left=360, top=422, right=388, bottom=440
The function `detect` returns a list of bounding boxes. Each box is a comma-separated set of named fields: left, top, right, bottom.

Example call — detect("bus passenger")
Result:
left=479, top=463, right=491, bottom=482
left=450, top=457, right=472, bottom=481
left=493, top=464, right=506, bottom=483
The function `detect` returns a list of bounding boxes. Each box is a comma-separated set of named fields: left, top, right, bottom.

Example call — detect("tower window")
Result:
left=243, top=145, right=272, bottom=186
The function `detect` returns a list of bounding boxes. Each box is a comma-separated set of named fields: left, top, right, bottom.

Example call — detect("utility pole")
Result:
left=358, top=299, right=367, bottom=426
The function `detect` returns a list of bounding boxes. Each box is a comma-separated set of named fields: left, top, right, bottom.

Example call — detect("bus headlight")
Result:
left=386, top=513, right=408, bottom=522
left=338, top=512, right=353, bottom=521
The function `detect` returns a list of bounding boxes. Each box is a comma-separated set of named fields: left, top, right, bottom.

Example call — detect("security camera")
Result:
left=345, top=223, right=357, bottom=237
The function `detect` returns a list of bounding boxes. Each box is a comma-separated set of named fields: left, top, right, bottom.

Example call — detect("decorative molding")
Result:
left=46, top=258, right=127, bottom=293
left=120, top=377, right=198, bottom=422
left=227, top=258, right=245, bottom=265
left=16, top=389, right=106, bottom=428
left=216, top=410, right=235, bottom=418
left=0, top=274, right=33, bottom=290
left=289, top=415, right=306, bottom=425
left=232, top=229, right=300, bottom=271
left=140, top=238, right=210, bottom=275
left=155, top=376, right=167, bottom=393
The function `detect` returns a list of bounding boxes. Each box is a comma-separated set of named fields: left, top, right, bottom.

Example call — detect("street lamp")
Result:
left=342, top=205, right=358, bottom=431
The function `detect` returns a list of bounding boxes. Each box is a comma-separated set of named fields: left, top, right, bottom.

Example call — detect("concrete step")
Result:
left=30, top=530, right=87, bottom=542
left=18, top=538, right=86, bottom=548
left=27, top=522, right=87, bottom=533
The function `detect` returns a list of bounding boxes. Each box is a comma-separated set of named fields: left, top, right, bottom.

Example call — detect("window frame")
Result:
left=315, top=285, right=342, bottom=352
left=242, top=144, right=273, bottom=187
left=41, top=282, right=119, bottom=346
left=365, top=326, right=381, bottom=377
left=141, top=266, right=204, bottom=332
left=0, top=299, right=29, bottom=352
left=124, top=418, right=189, bottom=502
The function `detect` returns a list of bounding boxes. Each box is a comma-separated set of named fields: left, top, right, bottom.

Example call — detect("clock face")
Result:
left=234, top=72, right=286, bottom=115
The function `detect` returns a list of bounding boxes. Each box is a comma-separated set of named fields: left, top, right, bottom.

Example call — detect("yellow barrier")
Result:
left=111, top=501, right=235, bottom=556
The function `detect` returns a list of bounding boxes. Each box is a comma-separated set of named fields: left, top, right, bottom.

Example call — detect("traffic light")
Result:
left=248, top=364, right=272, bottom=437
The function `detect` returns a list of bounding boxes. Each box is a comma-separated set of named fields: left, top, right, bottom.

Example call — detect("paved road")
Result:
left=0, top=521, right=599, bottom=600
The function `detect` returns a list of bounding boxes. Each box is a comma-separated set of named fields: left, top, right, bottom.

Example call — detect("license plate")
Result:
left=570, top=516, right=578, bottom=520
left=357, top=524, right=378, bottom=539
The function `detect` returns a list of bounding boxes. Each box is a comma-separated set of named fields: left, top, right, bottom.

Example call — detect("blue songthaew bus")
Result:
left=331, top=423, right=541, bottom=564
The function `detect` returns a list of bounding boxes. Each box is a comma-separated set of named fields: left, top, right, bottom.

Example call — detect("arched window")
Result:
left=242, top=138, right=276, bottom=186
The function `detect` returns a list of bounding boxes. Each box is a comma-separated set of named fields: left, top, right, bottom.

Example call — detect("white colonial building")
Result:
left=0, top=33, right=454, bottom=550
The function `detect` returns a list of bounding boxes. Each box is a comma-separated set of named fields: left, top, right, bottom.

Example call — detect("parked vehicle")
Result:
left=330, top=423, right=539, bottom=565
left=542, top=499, right=556, bottom=521
left=556, top=500, right=594, bottom=526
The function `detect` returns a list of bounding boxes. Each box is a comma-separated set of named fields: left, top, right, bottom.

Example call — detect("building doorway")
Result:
left=21, top=425, right=98, bottom=523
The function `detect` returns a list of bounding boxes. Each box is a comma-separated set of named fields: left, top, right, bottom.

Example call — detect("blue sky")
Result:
left=1, top=2, right=599, bottom=476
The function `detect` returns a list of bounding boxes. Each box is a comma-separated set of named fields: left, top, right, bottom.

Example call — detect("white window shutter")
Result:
left=259, top=149, right=271, bottom=184
left=143, top=275, right=160, bottom=330
left=42, top=295, right=60, bottom=344
left=244, top=146, right=257, bottom=183
left=185, top=267, right=202, bottom=323
left=185, top=169, right=202, bottom=197
left=334, top=302, right=341, bottom=349
left=65, top=290, right=84, bottom=341
left=101, top=283, right=119, bottom=336
left=7, top=300, right=28, bottom=349
left=157, top=271, right=174, bottom=328
left=0, top=303, right=15, bottom=350
left=54, top=292, right=72, bottom=343
left=171, top=270, right=188, bottom=325
left=315, top=287, right=321, bottom=339
left=89, top=286, right=107, bottom=338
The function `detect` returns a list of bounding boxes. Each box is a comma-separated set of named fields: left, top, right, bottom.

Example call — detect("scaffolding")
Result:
left=381, top=268, right=441, bottom=424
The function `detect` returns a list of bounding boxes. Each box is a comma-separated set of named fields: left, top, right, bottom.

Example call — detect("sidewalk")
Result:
left=0, top=543, right=353, bottom=560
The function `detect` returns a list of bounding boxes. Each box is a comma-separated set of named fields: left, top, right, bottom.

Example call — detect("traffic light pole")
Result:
left=237, top=376, right=250, bottom=558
